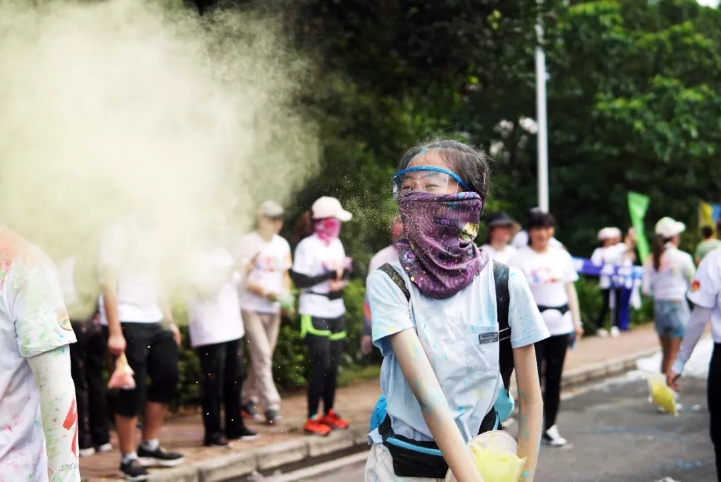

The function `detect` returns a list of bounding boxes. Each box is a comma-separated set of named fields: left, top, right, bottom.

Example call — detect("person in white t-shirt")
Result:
left=0, top=227, right=80, bottom=481
left=480, top=211, right=517, bottom=265
left=642, top=217, right=695, bottom=377
left=667, top=248, right=721, bottom=480
left=366, top=141, right=548, bottom=482
left=291, top=196, right=353, bottom=437
left=100, top=216, right=184, bottom=479
left=238, top=201, right=293, bottom=424
left=187, top=241, right=258, bottom=447
left=509, top=210, right=584, bottom=448
left=591, top=227, right=636, bottom=338
left=361, top=216, right=402, bottom=355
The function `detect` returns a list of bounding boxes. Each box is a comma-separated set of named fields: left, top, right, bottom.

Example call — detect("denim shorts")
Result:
left=653, top=299, right=690, bottom=339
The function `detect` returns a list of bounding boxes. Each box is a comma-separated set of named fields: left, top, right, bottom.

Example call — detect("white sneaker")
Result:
left=596, top=328, right=609, bottom=338
left=610, top=326, right=620, bottom=337
left=78, top=447, right=96, bottom=458
left=97, top=442, right=113, bottom=453
left=542, top=425, right=568, bottom=447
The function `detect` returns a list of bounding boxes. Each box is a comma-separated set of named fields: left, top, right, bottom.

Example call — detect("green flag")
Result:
left=628, top=192, right=650, bottom=263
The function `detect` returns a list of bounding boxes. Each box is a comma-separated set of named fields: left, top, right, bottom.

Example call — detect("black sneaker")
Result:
left=241, top=402, right=261, bottom=421
left=265, top=409, right=282, bottom=425
left=137, top=444, right=184, bottom=468
left=203, top=433, right=230, bottom=448
left=228, top=426, right=259, bottom=442
left=119, top=459, right=149, bottom=481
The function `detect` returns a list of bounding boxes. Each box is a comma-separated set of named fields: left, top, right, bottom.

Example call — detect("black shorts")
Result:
left=116, top=322, right=179, bottom=417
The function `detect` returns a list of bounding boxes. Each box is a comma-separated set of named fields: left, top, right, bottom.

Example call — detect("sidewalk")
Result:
left=80, top=324, right=662, bottom=481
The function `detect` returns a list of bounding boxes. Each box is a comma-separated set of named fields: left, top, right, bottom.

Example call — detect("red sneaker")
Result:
left=319, top=410, right=349, bottom=430
left=304, top=416, right=332, bottom=436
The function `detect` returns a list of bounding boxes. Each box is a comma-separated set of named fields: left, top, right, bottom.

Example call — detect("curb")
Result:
left=147, top=426, right=369, bottom=482
left=147, top=347, right=660, bottom=482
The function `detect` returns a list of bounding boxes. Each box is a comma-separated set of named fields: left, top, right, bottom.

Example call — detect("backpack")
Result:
left=369, top=260, right=513, bottom=432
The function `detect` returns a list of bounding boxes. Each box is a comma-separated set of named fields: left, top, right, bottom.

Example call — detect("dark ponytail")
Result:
left=652, top=234, right=671, bottom=271
left=292, top=210, right=314, bottom=244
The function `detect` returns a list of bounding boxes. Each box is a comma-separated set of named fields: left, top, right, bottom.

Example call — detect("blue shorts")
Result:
left=653, top=299, right=690, bottom=339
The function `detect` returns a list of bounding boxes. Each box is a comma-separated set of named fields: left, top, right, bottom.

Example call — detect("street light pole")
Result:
left=535, top=22, right=549, bottom=212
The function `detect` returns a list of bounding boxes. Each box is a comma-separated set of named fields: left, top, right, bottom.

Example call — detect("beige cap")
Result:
left=311, top=196, right=352, bottom=222
left=655, top=217, right=685, bottom=238
left=259, top=200, right=285, bottom=219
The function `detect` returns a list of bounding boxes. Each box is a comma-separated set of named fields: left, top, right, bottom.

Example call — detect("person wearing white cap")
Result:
left=591, top=227, right=635, bottom=337
left=643, top=217, right=695, bottom=379
left=290, top=196, right=353, bottom=436
left=238, top=201, right=293, bottom=425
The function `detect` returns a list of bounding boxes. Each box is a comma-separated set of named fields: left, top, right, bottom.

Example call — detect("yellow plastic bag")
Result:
left=647, top=373, right=678, bottom=415
left=446, top=431, right=527, bottom=482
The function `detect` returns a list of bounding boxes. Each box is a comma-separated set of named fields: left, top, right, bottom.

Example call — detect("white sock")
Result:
left=121, top=452, right=137, bottom=464
left=140, top=438, right=159, bottom=451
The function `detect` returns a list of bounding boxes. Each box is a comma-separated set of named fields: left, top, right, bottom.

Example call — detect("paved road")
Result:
left=310, top=376, right=715, bottom=482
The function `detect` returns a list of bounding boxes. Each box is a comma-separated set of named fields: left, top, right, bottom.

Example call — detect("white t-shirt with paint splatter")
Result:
left=368, top=259, right=549, bottom=444
left=0, top=227, right=77, bottom=481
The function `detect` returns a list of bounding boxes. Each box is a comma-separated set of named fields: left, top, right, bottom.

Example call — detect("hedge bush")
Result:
left=170, top=275, right=653, bottom=409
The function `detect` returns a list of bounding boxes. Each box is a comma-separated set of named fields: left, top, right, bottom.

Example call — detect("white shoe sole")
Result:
left=138, top=456, right=185, bottom=468
left=118, top=471, right=148, bottom=481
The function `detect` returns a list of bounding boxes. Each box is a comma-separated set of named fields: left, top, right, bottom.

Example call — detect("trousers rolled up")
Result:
left=241, top=310, right=282, bottom=411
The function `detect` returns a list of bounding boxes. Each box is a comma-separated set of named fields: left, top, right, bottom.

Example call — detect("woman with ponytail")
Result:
left=642, top=217, right=695, bottom=380
left=291, top=197, right=353, bottom=436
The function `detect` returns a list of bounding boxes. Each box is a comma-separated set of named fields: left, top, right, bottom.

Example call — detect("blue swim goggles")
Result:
left=392, top=166, right=470, bottom=200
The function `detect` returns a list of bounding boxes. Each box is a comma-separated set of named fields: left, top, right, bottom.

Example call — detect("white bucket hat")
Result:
left=311, top=196, right=352, bottom=222
left=655, top=217, right=685, bottom=238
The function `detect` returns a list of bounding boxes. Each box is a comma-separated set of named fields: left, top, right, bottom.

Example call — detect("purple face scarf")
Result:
left=394, top=191, right=488, bottom=299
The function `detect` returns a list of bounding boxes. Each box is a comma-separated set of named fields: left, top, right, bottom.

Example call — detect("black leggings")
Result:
left=595, top=288, right=622, bottom=330
left=535, top=334, right=570, bottom=429
left=304, top=316, right=345, bottom=419
left=710, top=344, right=721, bottom=481
left=196, top=339, right=246, bottom=441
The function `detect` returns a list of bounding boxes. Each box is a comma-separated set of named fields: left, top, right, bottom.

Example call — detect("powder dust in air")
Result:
left=0, top=0, right=318, bottom=306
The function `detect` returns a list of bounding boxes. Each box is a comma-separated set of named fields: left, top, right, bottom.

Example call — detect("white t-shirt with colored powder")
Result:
left=368, top=260, right=549, bottom=444
left=293, top=234, right=347, bottom=319
left=642, top=245, right=695, bottom=301
left=508, top=245, right=579, bottom=336
left=0, top=227, right=77, bottom=481
left=480, top=244, right=517, bottom=265
left=99, top=218, right=164, bottom=323
left=187, top=247, right=245, bottom=348
left=239, top=232, right=292, bottom=314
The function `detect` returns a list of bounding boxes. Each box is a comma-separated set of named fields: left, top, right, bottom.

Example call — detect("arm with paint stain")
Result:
left=513, top=344, right=544, bottom=481
left=390, top=329, right=484, bottom=482
left=27, top=347, right=80, bottom=482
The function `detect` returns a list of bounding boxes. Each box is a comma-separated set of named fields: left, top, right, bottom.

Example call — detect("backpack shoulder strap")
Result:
left=492, top=261, right=513, bottom=390
left=378, top=263, right=411, bottom=302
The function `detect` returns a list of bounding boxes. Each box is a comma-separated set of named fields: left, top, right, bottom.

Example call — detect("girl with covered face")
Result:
left=365, top=140, right=548, bottom=482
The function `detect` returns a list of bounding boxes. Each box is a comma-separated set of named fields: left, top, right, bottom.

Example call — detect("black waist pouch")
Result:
left=379, top=409, right=498, bottom=478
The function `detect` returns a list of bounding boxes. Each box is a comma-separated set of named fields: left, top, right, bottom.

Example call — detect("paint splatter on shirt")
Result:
left=0, top=227, right=76, bottom=480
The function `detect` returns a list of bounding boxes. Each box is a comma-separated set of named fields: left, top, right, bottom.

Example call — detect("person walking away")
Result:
left=187, top=239, right=258, bottom=447
left=509, top=210, right=584, bottom=447
left=480, top=211, right=517, bottom=264
left=366, top=140, right=548, bottom=482
left=667, top=247, right=721, bottom=481
left=291, top=196, right=353, bottom=437
left=695, top=225, right=721, bottom=266
left=361, top=216, right=402, bottom=355
left=0, top=227, right=81, bottom=481
left=239, top=200, right=293, bottom=424
left=57, top=249, right=112, bottom=457
left=592, top=227, right=636, bottom=337
left=101, top=215, right=184, bottom=480
left=642, top=217, right=695, bottom=381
